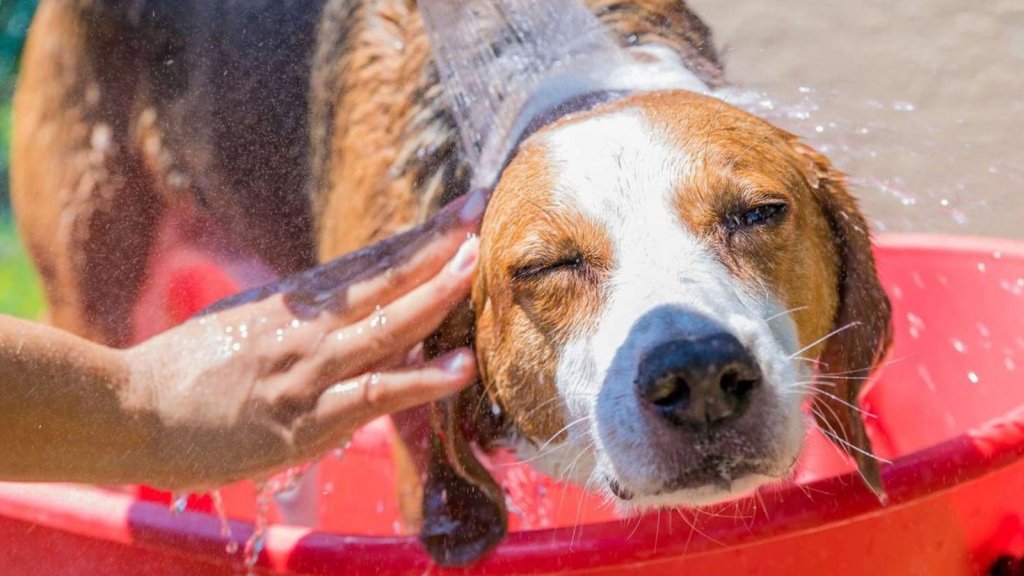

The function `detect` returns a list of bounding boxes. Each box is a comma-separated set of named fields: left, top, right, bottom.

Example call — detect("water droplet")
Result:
left=918, top=364, right=937, bottom=392
left=243, top=487, right=268, bottom=572
left=951, top=339, right=967, bottom=353
left=169, top=492, right=188, bottom=515
left=967, top=371, right=979, bottom=384
left=290, top=319, right=301, bottom=329
left=907, top=312, right=926, bottom=339
left=232, top=342, right=241, bottom=352
left=977, top=262, right=987, bottom=273
left=491, top=402, right=502, bottom=417
left=1005, top=358, right=1016, bottom=372
left=225, top=326, right=233, bottom=334
left=977, top=323, right=991, bottom=338
left=370, top=305, right=388, bottom=328
left=626, top=34, right=638, bottom=45
left=210, top=490, right=236, bottom=554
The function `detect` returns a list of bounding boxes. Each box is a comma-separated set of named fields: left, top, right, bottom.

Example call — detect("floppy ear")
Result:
left=417, top=302, right=508, bottom=566
left=419, top=390, right=507, bottom=566
left=793, top=140, right=893, bottom=498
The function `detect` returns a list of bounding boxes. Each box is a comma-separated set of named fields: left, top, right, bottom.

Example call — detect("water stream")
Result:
left=419, top=0, right=629, bottom=187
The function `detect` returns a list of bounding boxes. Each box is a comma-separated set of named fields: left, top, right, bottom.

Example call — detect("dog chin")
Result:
left=610, top=472, right=776, bottom=514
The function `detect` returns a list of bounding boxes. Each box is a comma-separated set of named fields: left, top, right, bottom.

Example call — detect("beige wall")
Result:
left=688, top=0, right=1024, bottom=238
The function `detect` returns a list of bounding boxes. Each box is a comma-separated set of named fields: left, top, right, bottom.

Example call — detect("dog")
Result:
left=12, top=0, right=891, bottom=566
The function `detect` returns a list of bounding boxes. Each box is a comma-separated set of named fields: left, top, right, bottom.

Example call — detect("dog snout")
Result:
left=636, top=333, right=762, bottom=429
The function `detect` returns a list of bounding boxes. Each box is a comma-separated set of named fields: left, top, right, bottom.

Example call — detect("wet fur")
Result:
left=13, top=0, right=887, bottom=567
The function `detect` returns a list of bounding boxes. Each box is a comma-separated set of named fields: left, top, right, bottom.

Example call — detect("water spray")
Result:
left=419, top=0, right=709, bottom=189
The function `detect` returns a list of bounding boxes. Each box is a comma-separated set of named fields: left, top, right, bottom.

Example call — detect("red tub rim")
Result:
left=1, top=232, right=1023, bottom=574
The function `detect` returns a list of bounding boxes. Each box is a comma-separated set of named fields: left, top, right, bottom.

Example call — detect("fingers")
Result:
left=315, top=236, right=479, bottom=383
left=290, top=189, right=488, bottom=322
left=312, top=348, right=477, bottom=436
left=339, top=189, right=487, bottom=319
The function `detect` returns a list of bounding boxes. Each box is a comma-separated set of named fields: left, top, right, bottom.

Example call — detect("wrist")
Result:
left=119, top=344, right=182, bottom=487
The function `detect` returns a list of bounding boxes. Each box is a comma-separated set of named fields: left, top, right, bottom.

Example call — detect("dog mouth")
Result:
left=605, top=457, right=777, bottom=503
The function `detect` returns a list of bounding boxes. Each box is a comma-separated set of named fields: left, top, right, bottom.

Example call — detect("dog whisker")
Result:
left=509, top=416, right=592, bottom=466
left=679, top=507, right=724, bottom=546
left=811, top=406, right=892, bottom=465
left=762, top=305, right=809, bottom=323
left=571, top=463, right=604, bottom=550
left=813, top=374, right=873, bottom=381
left=518, top=394, right=572, bottom=422
left=787, top=379, right=838, bottom=388
left=790, top=385, right=878, bottom=419
left=788, top=321, right=861, bottom=359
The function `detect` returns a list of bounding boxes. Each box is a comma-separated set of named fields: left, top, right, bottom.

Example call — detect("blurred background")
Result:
left=0, top=0, right=40, bottom=319
left=0, top=0, right=1021, bottom=320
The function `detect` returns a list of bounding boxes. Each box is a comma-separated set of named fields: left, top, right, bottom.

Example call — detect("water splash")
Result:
left=420, top=0, right=625, bottom=186
left=331, top=439, right=351, bottom=461
left=419, top=0, right=705, bottom=190
left=720, top=84, right=1024, bottom=237
left=240, top=465, right=316, bottom=573
left=169, top=491, right=188, bottom=516
left=210, top=490, right=238, bottom=555
left=243, top=483, right=271, bottom=574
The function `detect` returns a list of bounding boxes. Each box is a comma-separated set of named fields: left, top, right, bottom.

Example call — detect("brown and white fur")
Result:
left=13, top=0, right=891, bottom=566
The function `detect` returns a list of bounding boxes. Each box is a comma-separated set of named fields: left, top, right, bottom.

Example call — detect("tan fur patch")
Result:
left=473, top=142, right=613, bottom=443
left=622, top=91, right=842, bottom=357
left=317, top=1, right=436, bottom=258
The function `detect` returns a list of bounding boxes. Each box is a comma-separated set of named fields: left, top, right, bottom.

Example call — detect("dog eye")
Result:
left=512, top=255, right=583, bottom=281
left=726, top=202, right=788, bottom=231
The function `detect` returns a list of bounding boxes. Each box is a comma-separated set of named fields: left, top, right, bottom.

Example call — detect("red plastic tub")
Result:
left=2, top=233, right=1023, bottom=575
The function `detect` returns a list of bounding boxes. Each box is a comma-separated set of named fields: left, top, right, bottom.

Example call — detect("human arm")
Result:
left=0, top=190, right=486, bottom=490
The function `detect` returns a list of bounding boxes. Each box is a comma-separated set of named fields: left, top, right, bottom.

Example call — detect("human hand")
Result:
left=126, top=190, right=487, bottom=490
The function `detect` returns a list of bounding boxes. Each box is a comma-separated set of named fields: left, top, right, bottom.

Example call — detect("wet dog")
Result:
left=12, top=0, right=891, bottom=566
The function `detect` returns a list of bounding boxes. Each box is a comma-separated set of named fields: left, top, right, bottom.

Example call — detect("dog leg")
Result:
left=12, top=1, right=163, bottom=347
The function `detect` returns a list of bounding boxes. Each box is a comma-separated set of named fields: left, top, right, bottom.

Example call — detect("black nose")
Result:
left=636, top=333, right=762, bottom=429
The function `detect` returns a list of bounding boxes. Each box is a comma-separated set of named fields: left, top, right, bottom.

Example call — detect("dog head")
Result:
left=420, top=90, right=891, bottom=564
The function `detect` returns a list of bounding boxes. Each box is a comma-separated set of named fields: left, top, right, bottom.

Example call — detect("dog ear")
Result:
left=417, top=302, right=508, bottom=566
left=419, top=390, right=507, bottom=566
left=792, top=140, right=893, bottom=498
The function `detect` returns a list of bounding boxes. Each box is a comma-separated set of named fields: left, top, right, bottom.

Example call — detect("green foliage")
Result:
left=0, top=0, right=36, bottom=92
left=0, top=0, right=40, bottom=317
left=0, top=218, right=43, bottom=318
